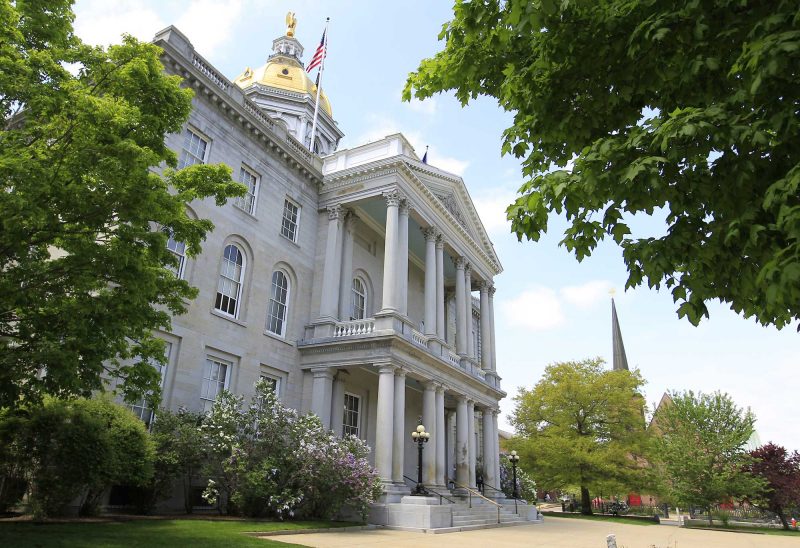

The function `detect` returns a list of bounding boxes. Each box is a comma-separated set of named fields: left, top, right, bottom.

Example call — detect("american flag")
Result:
left=306, top=29, right=326, bottom=73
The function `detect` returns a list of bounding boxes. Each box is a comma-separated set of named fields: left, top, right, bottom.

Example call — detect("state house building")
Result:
left=146, top=19, right=513, bottom=522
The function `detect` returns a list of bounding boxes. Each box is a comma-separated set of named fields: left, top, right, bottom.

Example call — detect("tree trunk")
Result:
left=183, top=474, right=192, bottom=514
left=776, top=506, right=789, bottom=530
left=707, top=506, right=713, bottom=526
left=580, top=486, right=592, bottom=515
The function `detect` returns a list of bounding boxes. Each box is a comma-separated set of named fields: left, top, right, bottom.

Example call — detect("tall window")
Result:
left=280, top=199, right=300, bottom=242
left=177, top=128, right=208, bottom=169
left=343, top=393, right=361, bottom=437
left=166, top=232, right=186, bottom=279
left=259, top=373, right=279, bottom=395
left=351, top=278, right=366, bottom=320
left=201, top=357, right=230, bottom=412
left=234, top=166, right=259, bottom=214
left=215, top=244, right=244, bottom=317
left=129, top=342, right=172, bottom=427
left=266, top=270, right=289, bottom=336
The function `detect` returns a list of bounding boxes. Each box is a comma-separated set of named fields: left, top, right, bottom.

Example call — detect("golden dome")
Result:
left=234, top=61, right=332, bottom=117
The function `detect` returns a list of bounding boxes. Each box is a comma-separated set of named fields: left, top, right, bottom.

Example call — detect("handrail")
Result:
left=402, top=475, right=457, bottom=505
left=453, top=480, right=501, bottom=523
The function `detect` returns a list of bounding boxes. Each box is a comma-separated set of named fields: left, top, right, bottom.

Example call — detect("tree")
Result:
left=511, top=358, right=650, bottom=515
left=405, top=0, right=800, bottom=329
left=654, top=390, right=764, bottom=523
left=748, top=443, right=800, bottom=529
left=0, top=0, right=244, bottom=407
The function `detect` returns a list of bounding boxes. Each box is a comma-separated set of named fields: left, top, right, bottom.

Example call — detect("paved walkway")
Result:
left=262, top=516, right=800, bottom=547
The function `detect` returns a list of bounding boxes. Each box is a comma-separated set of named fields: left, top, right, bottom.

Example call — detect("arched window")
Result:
left=351, top=277, right=366, bottom=320
left=267, top=270, right=290, bottom=336
left=165, top=232, right=186, bottom=279
left=215, top=244, right=244, bottom=317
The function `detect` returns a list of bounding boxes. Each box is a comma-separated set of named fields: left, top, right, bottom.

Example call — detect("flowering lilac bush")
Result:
left=499, top=455, right=538, bottom=502
left=201, top=380, right=381, bottom=520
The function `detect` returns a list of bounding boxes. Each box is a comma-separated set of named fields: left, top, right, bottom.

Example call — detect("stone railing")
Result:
left=191, top=54, right=228, bottom=91
left=286, top=134, right=314, bottom=163
left=410, top=329, right=428, bottom=348
left=243, top=98, right=275, bottom=129
left=333, top=318, right=375, bottom=337
left=446, top=349, right=461, bottom=368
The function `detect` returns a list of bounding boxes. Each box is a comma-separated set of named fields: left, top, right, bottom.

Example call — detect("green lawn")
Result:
left=0, top=518, right=355, bottom=547
left=685, top=523, right=800, bottom=537
left=541, top=511, right=659, bottom=526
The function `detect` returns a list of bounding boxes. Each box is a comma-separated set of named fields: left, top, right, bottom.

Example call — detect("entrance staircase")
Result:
left=450, top=498, right=528, bottom=529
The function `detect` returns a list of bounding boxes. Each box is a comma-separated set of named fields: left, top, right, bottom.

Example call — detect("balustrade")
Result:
left=333, top=318, right=375, bottom=337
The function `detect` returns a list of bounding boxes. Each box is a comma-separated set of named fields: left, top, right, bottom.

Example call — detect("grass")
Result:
left=684, top=522, right=800, bottom=537
left=541, top=511, right=659, bottom=526
left=0, top=517, right=356, bottom=547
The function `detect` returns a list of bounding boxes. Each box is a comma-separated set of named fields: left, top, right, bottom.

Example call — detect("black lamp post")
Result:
left=508, top=450, right=520, bottom=512
left=411, top=423, right=430, bottom=495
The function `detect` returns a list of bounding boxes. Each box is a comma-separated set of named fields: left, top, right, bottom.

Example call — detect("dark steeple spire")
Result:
left=612, top=297, right=629, bottom=371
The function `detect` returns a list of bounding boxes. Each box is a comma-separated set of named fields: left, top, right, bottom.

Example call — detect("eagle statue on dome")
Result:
left=285, top=11, right=297, bottom=37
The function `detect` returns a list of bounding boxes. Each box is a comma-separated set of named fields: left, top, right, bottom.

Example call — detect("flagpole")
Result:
left=308, top=17, right=329, bottom=152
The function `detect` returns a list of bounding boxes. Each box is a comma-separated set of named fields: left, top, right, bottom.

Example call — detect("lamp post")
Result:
left=411, top=423, right=430, bottom=495
left=508, top=450, right=520, bottom=513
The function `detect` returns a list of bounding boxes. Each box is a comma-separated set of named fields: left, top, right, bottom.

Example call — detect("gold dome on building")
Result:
left=233, top=62, right=332, bottom=117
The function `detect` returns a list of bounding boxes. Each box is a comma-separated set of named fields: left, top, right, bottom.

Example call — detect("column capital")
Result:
left=311, top=367, right=335, bottom=380
left=483, top=407, right=495, bottom=418
left=479, top=280, right=492, bottom=292
left=383, top=189, right=402, bottom=207
left=464, top=263, right=472, bottom=277
left=327, top=204, right=342, bottom=220
left=423, top=379, right=438, bottom=391
left=435, top=234, right=445, bottom=249
left=394, top=368, right=407, bottom=379
left=488, top=284, right=496, bottom=297
left=343, top=210, right=358, bottom=229
left=376, top=363, right=396, bottom=375
left=435, top=383, right=446, bottom=395
left=422, top=226, right=439, bottom=242
left=454, top=256, right=466, bottom=270
left=399, top=198, right=412, bottom=216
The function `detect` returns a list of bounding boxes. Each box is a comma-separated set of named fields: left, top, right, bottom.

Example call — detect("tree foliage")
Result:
left=748, top=442, right=800, bottom=529
left=511, top=358, right=650, bottom=514
left=654, top=391, right=764, bottom=521
left=405, top=0, right=800, bottom=329
left=0, top=0, right=244, bottom=408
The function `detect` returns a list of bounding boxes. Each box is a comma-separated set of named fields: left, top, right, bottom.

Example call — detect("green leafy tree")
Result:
left=654, top=390, right=765, bottom=524
left=0, top=0, right=244, bottom=408
left=511, top=358, right=650, bottom=515
left=405, top=0, right=800, bottom=329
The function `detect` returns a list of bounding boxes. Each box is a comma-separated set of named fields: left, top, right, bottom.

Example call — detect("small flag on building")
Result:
left=306, top=29, right=327, bottom=73
left=421, top=145, right=429, bottom=164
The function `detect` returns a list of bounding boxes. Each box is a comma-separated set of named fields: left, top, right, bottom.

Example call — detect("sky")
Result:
left=72, top=0, right=798, bottom=450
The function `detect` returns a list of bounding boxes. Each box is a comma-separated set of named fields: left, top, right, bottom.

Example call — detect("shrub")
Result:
left=201, top=380, right=382, bottom=520
left=0, top=396, right=154, bottom=518
left=499, top=456, right=538, bottom=502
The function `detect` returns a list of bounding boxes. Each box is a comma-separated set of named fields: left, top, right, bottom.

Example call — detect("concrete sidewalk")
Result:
left=260, top=516, right=800, bottom=547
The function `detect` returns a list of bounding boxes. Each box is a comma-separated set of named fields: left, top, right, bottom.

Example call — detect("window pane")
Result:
left=343, top=393, right=360, bottom=437
left=280, top=199, right=300, bottom=242
left=215, top=245, right=244, bottom=317
left=234, top=167, right=258, bottom=214
left=201, top=357, right=229, bottom=409
left=178, top=129, right=208, bottom=169
left=351, top=278, right=366, bottom=320
left=267, top=271, right=289, bottom=336
left=165, top=231, right=186, bottom=279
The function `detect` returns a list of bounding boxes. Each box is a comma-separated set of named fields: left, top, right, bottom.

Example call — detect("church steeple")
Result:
left=611, top=296, right=629, bottom=371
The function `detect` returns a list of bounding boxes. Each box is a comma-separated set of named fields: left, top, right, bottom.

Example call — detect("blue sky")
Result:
left=72, top=0, right=799, bottom=450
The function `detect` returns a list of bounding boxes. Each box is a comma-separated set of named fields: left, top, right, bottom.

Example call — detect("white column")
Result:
left=489, top=285, right=497, bottom=371
left=338, top=212, right=356, bottom=320
left=465, top=264, right=473, bottom=359
left=447, top=411, right=456, bottom=484
left=455, top=396, right=469, bottom=487
left=479, top=282, right=491, bottom=370
left=381, top=191, right=401, bottom=313
left=375, top=364, right=395, bottom=482
left=320, top=205, right=342, bottom=319
left=493, top=410, right=501, bottom=493
left=454, top=257, right=467, bottom=355
left=330, top=373, right=345, bottom=436
left=397, top=200, right=410, bottom=316
left=422, top=382, right=436, bottom=485
left=468, top=400, right=476, bottom=488
left=435, top=236, right=445, bottom=340
left=392, top=369, right=406, bottom=483
left=310, top=368, right=334, bottom=429
left=483, top=408, right=496, bottom=492
left=435, top=385, right=446, bottom=486
left=423, top=227, right=437, bottom=336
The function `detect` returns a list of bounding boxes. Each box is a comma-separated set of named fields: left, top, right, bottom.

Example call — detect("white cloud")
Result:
left=500, top=286, right=565, bottom=331
left=561, top=280, right=613, bottom=309
left=350, top=114, right=470, bottom=176
left=74, top=0, right=165, bottom=45
left=472, top=187, right=515, bottom=236
left=175, top=0, right=243, bottom=54
left=406, top=96, right=437, bottom=115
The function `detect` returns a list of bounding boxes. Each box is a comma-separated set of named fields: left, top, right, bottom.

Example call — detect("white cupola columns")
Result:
left=320, top=205, right=342, bottom=319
